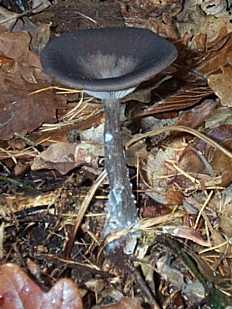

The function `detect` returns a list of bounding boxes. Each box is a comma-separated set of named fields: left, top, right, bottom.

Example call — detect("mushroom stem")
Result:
left=102, top=98, right=138, bottom=246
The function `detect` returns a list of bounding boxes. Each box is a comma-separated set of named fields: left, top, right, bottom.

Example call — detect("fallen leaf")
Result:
left=0, top=91, right=61, bottom=140
left=176, top=3, right=232, bottom=50
left=0, top=31, right=65, bottom=139
left=162, top=226, right=210, bottom=247
left=146, top=138, right=185, bottom=205
left=0, top=263, right=83, bottom=309
left=204, top=106, right=232, bottom=129
left=146, top=124, right=232, bottom=205
left=208, top=66, right=232, bottom=106
left=197, top=33, right=232, bottom=76
left=176, top=99, right=218, bottom=128
left=219, top=215, right=232, bottom=238
left=193, top=125, right=232, bottom=186
left=209, top=185, right=232, bottom=239
left=31, top=142, right=103, bottom=175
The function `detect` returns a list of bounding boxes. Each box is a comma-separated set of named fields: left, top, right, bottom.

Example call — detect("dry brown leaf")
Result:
left=178, top=146, right=212, bottom=175
left=31, top=142, right=103, bottom=175
left=0, top=32, right=31, bottom=61
left=0, top=263, right=83, bottom=309
left=0, top=91, right=61, bottom=140
left=219, top=215, right=232, bottom=238
left=209, top=139, right=232, bottom=186
left=208, top=66, right=232, bottom=107
left=205, top=106, right=232, bottom=129
left=146, top=138, right=185, bottom=205
left=146, top=124, right=232, bottom=205
left=193, top=125, right=232, bottom=187
left=0, top=31, right=65, bottom=139
left=195, top=31, right=232, bottom=105
left=176, top=99, right=218, bottom=128
left=0, top=191, right=56, bottom=214
left=197, top=33, right=232, bottom=76
left=176, top=3, right=232, bottom=50
left=162, top=226, right=210, bottom=247
left=175, top=125, right=232, bottom=180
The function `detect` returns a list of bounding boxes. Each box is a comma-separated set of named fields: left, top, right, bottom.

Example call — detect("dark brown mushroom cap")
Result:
left=41, top=27, right=177, bottom=92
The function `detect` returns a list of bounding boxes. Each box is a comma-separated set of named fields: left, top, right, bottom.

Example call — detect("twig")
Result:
left=64, top=170, right=106, bottom=257
left=126, top=125, right=232, bottom=160
left=38, top=254, right=112, bottom=277
left=132, top=266, right=160, bottom=307
left=194, top=190, right=214, bottom=229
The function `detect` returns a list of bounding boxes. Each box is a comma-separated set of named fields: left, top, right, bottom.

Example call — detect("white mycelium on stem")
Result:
left=103, top=97, right=138, bottom=252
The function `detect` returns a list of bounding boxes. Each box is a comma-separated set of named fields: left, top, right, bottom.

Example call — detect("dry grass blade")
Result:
left=28, top=86, right=81, bottom=96
left=43, top=254, right=102, bottom=272
left=126, top=125, right=232, bottom=160
left=194, top=190, right=214, bottom=229
left=63, top=95, right=94, bottom=121
left=104, top=212, right=183, bottom=245
left=75, top=11, right=97, bottom=24
left=0, top=146, right=37, bottom=162
left=0, top=137, right=51, bottom=161
left=137, top=212, right=183, bottom=231
left=199, top=240, right=229, bottom=254
left=39, top=92, right=99, bottom=132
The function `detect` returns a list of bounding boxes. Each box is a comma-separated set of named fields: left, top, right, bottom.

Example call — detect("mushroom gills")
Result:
left=85, top=88, right=136, bottom=100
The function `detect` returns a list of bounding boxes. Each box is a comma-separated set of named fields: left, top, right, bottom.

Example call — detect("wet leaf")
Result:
left=0, top=263, right=83, bottom=309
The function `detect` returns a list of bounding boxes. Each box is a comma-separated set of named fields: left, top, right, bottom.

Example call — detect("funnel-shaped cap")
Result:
left=41, top=27, right=177, bottom=93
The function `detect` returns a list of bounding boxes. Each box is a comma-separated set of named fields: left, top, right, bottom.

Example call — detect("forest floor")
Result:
left=0, top=0, right=232, bottom=308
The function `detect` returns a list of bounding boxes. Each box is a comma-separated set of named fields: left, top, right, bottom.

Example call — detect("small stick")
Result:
left=64, top=170, right=106, bottom=258
left=126, top=125, right=232, bottom=159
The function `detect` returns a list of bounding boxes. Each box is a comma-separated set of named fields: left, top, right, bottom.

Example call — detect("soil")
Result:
left=33, top=0, right=125, bottom=33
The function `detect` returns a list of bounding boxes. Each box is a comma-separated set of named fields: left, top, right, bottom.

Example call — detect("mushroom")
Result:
left=40, top=27, right=177, bottom=253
